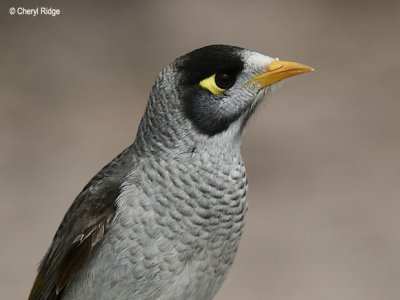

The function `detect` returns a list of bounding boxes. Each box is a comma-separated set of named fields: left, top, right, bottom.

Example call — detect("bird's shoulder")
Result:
left=29, top=145, right=134, bottom=300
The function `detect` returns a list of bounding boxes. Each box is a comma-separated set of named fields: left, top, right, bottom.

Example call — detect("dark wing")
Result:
left=29, top=146, right=133, bottom=300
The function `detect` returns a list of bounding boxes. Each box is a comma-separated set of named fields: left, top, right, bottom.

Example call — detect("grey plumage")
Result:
left=29, top=45, right=312, bottom=300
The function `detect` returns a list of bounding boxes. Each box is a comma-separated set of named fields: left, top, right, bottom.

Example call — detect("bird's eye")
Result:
left=199, top=73, right=236, bottom=95
left=215, top=73, right=236, bottom=89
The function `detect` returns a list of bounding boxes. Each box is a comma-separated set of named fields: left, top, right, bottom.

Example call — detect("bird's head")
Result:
left=137, top=45, right=312, bottom=153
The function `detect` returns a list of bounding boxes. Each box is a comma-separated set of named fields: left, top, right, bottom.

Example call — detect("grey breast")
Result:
left=63, top=149, right=248, bottom=300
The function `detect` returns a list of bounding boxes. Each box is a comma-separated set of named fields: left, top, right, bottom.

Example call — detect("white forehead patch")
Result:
left=242, top=50, right=277, bottom=73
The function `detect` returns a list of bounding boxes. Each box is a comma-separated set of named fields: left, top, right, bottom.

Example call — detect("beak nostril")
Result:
left=267, top=63, right=283, bottom=72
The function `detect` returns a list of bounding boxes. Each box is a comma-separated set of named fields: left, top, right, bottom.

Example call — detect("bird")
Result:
left=29, top=44, right=312, bottom=300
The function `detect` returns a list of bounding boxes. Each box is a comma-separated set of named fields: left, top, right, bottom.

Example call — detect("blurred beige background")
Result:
left=1, top=1, right=400, bottom=299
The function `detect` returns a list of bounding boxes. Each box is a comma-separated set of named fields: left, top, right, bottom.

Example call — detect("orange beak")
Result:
left=249, top=60, right=313, bottom=89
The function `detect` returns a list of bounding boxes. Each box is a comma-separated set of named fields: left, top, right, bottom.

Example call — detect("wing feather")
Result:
left=29, top=146, right=133, bottom=300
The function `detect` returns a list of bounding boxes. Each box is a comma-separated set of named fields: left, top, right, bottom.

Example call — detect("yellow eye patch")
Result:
left=199, top=74, right=225, bottom=95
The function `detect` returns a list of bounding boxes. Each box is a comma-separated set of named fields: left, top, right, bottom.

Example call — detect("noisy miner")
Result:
left=29, top=44, right=312, bottom=300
